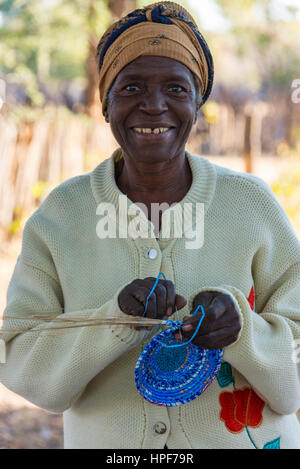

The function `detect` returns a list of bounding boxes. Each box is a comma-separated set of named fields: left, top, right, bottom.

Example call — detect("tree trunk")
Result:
left=85, top=0, right=101, bottom=119
left=85, top=0, right=137, bottom=119
left=243, top=110, right=253, bottom=173
left=86, top=30, right=100, bottom=119
left=108, top=0, right=137, bottom=19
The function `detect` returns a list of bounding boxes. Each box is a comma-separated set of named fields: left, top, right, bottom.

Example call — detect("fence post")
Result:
left=243, top=107, right=253, bottom=174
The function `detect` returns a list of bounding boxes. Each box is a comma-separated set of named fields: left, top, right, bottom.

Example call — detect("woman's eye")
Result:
left=168, top=85, right=184, bottom=93
left=124, top=84, right=139, bottom=92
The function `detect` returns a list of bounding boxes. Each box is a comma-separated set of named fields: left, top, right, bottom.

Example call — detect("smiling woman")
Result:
left=1, top=0, right=300, bottom=451
left=96, top=0, right=212, bottom=233
left=105, top=66, right=203, bottom=124
left=104, top=56, right=199, bottom=183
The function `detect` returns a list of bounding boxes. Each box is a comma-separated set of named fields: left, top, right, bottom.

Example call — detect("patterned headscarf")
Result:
left=96, top=1, right=214, bottom=116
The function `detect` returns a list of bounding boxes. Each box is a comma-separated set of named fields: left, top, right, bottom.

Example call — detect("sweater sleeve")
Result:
left=0, top=218, right=147, bottom=414
left=193, top=176, right=300, bottom=415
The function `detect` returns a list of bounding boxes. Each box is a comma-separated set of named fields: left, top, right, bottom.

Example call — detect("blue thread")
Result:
left=141, top=272, right=205, bottom=348
left=156, top=343, right=187, bottom=371
left=154, top=304, right=205, bottom=348
left=135, top=323, right=223, bottom=406
left=135, top=271, right=223, bottom=406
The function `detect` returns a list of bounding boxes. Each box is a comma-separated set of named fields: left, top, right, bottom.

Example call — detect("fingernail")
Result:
left=167, top=306, right=172, bottom=316
left=182, top=324, right=193, bottom=331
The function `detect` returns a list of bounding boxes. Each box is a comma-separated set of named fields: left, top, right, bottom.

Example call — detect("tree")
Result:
left=0, top=0, right=107, bottom=112
left=85, top=0, right=137, bottom=119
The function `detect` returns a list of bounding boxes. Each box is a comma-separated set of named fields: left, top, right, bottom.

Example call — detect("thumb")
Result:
left=175, top=294, right=187, bottom=310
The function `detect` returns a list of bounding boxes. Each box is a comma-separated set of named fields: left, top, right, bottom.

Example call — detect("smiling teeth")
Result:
left=133, top=127, right=170, bottom=134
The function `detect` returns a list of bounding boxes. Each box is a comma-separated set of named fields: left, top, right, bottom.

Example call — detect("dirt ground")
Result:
left=0, top=156, right=299, bottom=449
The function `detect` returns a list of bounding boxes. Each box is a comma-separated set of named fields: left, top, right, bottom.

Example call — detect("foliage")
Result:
left=0, top=0, right=112, bottom=105
left=1, top=0, right=300, bottom=106
left=271, top=159, right=300, bottom=236
left=202, top=101, right=220, bottom=124
left=213, top=0, right=300, bottom=90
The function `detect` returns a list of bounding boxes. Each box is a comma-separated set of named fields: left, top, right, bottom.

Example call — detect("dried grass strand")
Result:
left=0, top=314, right=170, bottom=336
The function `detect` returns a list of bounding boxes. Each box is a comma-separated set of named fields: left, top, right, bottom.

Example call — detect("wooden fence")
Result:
left=0, top=107, right=117, bottom=238
left=0, top=100, right=298, bottom=239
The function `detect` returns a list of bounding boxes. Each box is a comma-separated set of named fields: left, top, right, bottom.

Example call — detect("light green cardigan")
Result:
left=0, top=148, right=300, bottom=449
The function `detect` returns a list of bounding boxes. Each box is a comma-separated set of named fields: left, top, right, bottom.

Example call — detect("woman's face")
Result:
left=105, top=55, right=199, bottom=165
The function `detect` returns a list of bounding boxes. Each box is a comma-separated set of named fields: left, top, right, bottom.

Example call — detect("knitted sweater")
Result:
left=0, top=148, right=300, bottom=449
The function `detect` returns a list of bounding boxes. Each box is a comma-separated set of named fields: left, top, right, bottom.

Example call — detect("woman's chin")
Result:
left=129, top=152, right=174, bottom=164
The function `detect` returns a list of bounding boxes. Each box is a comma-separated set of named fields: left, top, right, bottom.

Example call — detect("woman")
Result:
left=0, top=1, right=300, bottom=449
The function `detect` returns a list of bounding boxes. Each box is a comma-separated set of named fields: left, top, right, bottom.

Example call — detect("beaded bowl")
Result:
left=135, top=322, right=223, bottom=407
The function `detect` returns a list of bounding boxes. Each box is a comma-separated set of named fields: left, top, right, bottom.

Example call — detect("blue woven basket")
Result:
left=135, top=322, right=223, bottom=407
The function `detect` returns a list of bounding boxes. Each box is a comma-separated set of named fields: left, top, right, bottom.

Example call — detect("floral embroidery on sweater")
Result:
left=219, top=387, right=264, bottom=434
left=247, top=285, right=257, bottom=310
left=217, top=285, right=280, bottom=449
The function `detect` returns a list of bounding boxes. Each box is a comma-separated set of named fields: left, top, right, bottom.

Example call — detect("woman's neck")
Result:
left=115, top=152, right=192, bottom=206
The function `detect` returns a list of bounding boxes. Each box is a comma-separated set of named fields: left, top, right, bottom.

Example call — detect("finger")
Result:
left=192, top=291, right=219, bottom=310
left=141, top=277, right=162, bottom=290
left=201, top=307, right=240, bottom=332
left=204, top=296, right=228, bottom=322
left=175, top=294, right=187, bottom=311
left=135, top=278, right=159, bottom=295
left=119, top=294, right=145, bottom=316
left=139, top=278, right=178, bottom=316
left=197, top=328, right=240, bottom=349
left=200, top=294, right=236, bottom=328
left=181, top=311, right=238, bottom=337
left=131, top=286, right=151, bottom=308
left=154, top=284, right=167, bottom=319
left=132, top=286, right=157, bottom=319
left=181, top=324, right=240, bottom=349
left=183, top=306, right=206, bottom=325
left=163, top=280, right=176, bottom=316
left=141, top=291, right=157, bottom=319
left=182, top=305, right=220, bottom=335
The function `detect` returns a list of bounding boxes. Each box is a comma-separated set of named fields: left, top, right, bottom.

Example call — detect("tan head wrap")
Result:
left=96, top=1, right=214, bottom=116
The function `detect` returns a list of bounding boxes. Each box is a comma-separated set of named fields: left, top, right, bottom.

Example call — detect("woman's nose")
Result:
left=138, top=87, right=168, bottom=113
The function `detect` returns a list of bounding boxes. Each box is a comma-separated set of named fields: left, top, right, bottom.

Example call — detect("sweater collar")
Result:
left=90, top=147, right=217, bottom=236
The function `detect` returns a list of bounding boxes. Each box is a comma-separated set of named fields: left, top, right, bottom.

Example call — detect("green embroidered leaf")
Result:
left=263, top=437, right=280, bottom=449
left=217, top=362, right=234, bottom=388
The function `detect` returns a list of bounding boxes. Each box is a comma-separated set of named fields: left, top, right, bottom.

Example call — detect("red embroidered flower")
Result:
left=219, top=387, right=265, bottom=433
left=247, top=285, right=258, bottom=310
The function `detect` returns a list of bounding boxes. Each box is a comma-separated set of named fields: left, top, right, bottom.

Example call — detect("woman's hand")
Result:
left=118, top=277, right=187, bottom=330
left=175, top=291, right=241, bottom=349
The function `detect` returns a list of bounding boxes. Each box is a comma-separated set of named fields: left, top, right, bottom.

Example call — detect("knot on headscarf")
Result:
left=145, top=3, right=172, bottom=22
left=96, top=1, right=214, bottom=116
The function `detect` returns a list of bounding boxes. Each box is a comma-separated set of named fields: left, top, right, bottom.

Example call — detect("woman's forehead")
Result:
left=116, top=56, right=193, bottom=82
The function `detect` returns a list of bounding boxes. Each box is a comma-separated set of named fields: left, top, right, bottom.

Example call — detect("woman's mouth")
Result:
left=131, top=127, right=175, bottom=141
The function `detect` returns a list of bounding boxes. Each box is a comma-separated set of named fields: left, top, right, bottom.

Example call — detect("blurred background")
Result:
left=0, top=0, right=300, bottom=449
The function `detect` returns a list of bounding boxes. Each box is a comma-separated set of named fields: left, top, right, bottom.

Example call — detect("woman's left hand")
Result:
left=175, top=291, right=241, bottom=349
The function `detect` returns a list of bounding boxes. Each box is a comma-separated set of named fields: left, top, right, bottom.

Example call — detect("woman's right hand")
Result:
left=118, top=277, right=187, bottom=330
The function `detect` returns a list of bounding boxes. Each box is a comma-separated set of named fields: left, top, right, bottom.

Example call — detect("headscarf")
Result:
left=96, top=1, right=214, bottom=116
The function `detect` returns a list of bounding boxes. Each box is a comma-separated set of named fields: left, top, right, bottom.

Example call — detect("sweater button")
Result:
left=148, top=248, right=157, bottom=260
left=153, top=421, right=167, bottom=434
